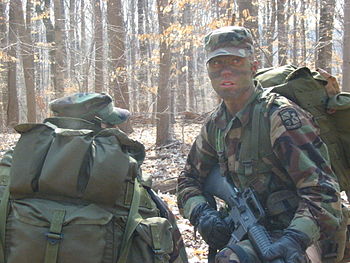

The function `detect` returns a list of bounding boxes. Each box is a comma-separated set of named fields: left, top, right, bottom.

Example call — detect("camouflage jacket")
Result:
left=177, top=84, right=342, bottom=243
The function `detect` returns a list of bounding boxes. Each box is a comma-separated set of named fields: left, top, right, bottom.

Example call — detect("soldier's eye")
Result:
left=230, top=58, right=242, bottom=65
left=209, top=60, right=222, bottom=68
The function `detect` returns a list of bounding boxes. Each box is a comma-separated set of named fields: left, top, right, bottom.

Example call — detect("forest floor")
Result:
left=0, top=119, right=209, bottom=263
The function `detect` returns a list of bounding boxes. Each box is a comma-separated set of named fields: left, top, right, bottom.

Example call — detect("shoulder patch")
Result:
left=278, top=108, right=302, bottom=130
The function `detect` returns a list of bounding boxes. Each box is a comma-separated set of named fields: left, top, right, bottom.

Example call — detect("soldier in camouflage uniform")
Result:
left=177, top=26, right=343, bottom=263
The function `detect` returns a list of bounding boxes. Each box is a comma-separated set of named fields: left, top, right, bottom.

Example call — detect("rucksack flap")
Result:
left=254, top=64, right=297, bottom=88
left=9, top=118, right=140, bottom=206
left=255, top=65, right=350, bottom=191
left=5, top=198, right=116, bottom=263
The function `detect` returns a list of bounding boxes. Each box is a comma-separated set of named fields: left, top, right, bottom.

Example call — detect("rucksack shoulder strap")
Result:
left=117, top=178, right=143, bottom=263
left=0, top=186, right=10, bottom=263
left=240, top=96, right=271, bottom=176
left=214, top=93, right=276, bottom=178
left=239, top=92, right=279, bottom=177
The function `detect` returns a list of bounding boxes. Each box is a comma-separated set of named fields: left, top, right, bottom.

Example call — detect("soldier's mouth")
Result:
left=220, top=81, right=236, bottom=87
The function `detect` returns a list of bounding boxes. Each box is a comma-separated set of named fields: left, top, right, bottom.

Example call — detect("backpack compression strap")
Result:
left=117, top=178, right=143, bottom=263
left=214, top=92, right=274, bottom=178
left=240, top=93, right=275, bottom=177
left=44, top=210, right=66, bottom=263
left=0, top=186, right=9, bottom=263
left=42, top=179, right=144, bottom=263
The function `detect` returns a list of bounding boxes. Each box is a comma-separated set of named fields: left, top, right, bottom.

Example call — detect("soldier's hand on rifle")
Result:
left=190, top=203, right=233, bottom=250
left=263, top=229, right=310, bottom=263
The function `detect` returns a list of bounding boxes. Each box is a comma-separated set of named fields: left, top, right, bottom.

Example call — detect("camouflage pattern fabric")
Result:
left=215, top=239, right=262, bottom=263
left=215, top=238, right=321, bottom=263
left=204, top=26, right=254, bottom=61
left=177, top=83, right=342, bottom=246
left=50, top=93, right=130, bottom=125
left=215, top=247, right=241, bottom=263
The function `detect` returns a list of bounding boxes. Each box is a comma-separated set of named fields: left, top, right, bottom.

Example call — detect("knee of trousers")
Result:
left=215, top=244, right=257, bottom=263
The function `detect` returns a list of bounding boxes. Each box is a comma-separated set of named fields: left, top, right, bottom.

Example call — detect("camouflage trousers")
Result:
left=215, top=239, right=322, bottom=263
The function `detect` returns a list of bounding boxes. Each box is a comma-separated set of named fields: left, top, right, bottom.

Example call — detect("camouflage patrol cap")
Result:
left=204, top=26, right=254, bottom=62
left=49, top=93, right=130, bottom=125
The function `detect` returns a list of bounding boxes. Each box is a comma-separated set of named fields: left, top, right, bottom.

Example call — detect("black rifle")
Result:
left=204, top=165, right=284, bottom=263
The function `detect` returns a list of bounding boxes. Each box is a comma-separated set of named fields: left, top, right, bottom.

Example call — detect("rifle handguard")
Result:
left=248, top=224, right=285, bottom=263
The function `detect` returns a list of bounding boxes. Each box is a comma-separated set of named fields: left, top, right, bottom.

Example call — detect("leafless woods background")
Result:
left=0, top=0, right=349, bottom=145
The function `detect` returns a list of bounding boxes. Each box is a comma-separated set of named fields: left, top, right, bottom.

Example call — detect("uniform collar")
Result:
left=213, top=81, right=263, bottom=130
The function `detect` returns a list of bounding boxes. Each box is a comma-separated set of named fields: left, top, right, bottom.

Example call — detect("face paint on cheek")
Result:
left=228, top=67, right=251, bottom=77
left=208, top=70, right=221, bottom=79
left=208, top=66, right=251, bottom=80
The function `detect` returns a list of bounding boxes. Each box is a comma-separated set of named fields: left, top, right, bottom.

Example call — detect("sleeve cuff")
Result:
left=288, top=217, right=320, bottom=243
left=183, top=195, right=207, bottom=219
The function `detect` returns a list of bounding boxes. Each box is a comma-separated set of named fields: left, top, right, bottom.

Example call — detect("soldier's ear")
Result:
left=251, top=60, right=259, bottom=75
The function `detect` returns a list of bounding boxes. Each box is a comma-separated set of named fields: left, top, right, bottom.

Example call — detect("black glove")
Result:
left=263, top=229, right=311, bottom=263
left=189, top=203, right=233, bottom=250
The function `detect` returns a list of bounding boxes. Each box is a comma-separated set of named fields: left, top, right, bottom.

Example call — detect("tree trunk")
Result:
left=94, top=0, right=103, bottom=92
left=177, top=3, right=193, bottom=113
left=7, top=0, right=20, bottom=127
left=292, top=1, right=297, bottom=65
left=265, top=0, right=276, bottom=67
left=342, top=0, right=350, bottom=92
left=20, top=0, right=37, bottom=122
left=35, top=0, right=56, bottom=94
left=137, top=0, right=150, bottom=113
left=187, top=45, right=195, bottom=111
left=237, top=0, right=259, bottom=49
left=53, top=0, right=66, bottom=97
left=107, top=0, right=133, bottom=133
left=176, top=56, right=186, bottom=112
left=156, top=0, right=172, bottom=146
left=316, top=0, right=336, bottom=73
left=314, top=0, right=320, bottom=65
left=277, top=0, right=287, bottom=65
left=0, top=0, right=7, bottom=129
left=69, top=0, right=76, bottom=83
left=80, top=0, right=88, bottom=92
left=300, top=1, right=306, bottom=63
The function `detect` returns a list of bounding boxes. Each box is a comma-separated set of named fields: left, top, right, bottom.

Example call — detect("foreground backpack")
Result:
left=255, top=65, right=350, bottom=192
left=0, top=117, right=187, bottom=263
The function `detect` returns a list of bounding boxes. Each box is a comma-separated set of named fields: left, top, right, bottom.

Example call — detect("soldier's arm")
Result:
left=270, top=100, right=342, bottom=243
left=177, top=123, right=218, bottom=219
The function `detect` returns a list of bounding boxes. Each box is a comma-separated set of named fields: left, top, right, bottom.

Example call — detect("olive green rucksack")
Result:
left=0, top=117, right=185, bottom=263
left=254, top=65, right=350, bottom=192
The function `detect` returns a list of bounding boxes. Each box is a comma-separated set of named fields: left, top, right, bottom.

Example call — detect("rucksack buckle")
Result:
left=45, top=232, right=63, bottom=245
left=242, top=160, right=253, bottom=176
left=153, top=249, right=165, bottom=255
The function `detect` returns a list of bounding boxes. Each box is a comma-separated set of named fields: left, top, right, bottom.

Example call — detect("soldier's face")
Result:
left=207, top=55, right=257, bottom=100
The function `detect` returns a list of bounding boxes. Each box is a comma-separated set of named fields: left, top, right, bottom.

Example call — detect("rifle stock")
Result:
left=204, top=165, right=284, bottom=263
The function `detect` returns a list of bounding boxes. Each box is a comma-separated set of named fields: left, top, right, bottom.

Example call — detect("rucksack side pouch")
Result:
left=328, top=93, right=350, bottom=166
left=10, top=123, right=56, bottom=196
left=83, top=134, right=131, bottom=205
left=5, top=198, right=116, bottom=263
left=39, top=128, right=94, bottom=198
left=129, top=217, right=173, bottom=263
